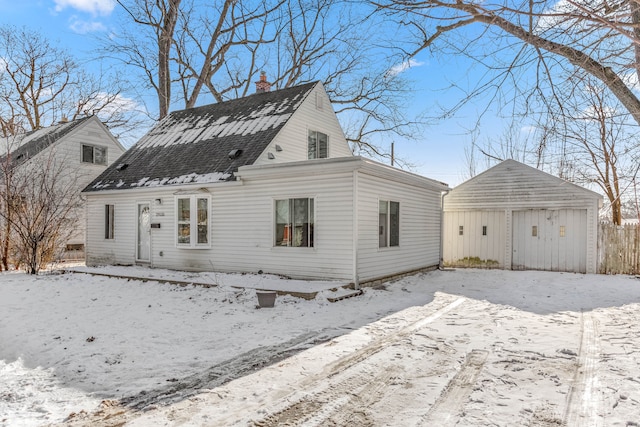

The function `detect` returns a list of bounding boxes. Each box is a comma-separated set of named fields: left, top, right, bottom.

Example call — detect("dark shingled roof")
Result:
left=1, top=117, right=92, bottom=165
left=84, top=81, right=318, bottom=192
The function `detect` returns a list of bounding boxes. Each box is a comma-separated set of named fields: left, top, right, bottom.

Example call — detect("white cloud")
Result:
left=54, top=0, right=115, bottom=16
left=386, top=59, right=425, bottom=78
left=90, top=92, right=140, bottom=116
left=622, top=71, right=640, bottom=91
left=69, top=17, right=106, bottom=34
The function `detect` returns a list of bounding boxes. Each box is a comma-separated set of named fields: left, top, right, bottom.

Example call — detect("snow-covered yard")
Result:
left=1, top=267, right=640, bottom=426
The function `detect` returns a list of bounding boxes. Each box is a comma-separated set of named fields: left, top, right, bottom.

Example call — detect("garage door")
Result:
left=512, top=209, right=587, bottom=273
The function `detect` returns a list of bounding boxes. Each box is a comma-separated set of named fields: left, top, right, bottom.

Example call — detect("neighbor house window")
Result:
left=379, top=200, right=399, bottom=248
left=82, top=144, right=107, bottom=165
left=482, top=225, right=487, bottom=236
left=459, top=225, right=464, bottom=236
left=176, top=196, right=210, bottom=247
left=532, top=225, right=538, bottom=237
left=105, top=204, right=114, bottom=239
left=560, top=225, right=566, bottom=237
left=308, top=130, right=328, bottom=159
left=275, top=198, right=314, bottom=247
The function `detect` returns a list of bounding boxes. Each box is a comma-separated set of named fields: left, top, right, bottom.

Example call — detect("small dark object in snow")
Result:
left=86, top=336, right=96, bottom=343
left=558, top=348, right=577, bottom=356
left=620, top=393, right=628, bottom=400
left=258, top=270, right=263, bottom=274
left=166, top=378, right=179, bottom=382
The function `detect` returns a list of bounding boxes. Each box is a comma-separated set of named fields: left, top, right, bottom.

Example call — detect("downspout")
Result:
left=439, top=189, right=450, bottom=270
left=352, top=169, right=360, bottom=289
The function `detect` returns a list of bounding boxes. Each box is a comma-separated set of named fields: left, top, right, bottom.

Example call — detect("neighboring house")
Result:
left=443, top=159, right=603, bottom=274
left=1, top=116, right=126, bottom=256
left=82, top=80, right=449, bottom=284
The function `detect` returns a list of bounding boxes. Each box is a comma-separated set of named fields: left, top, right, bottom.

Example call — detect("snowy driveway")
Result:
left=1, top=268, right=640, bottom=426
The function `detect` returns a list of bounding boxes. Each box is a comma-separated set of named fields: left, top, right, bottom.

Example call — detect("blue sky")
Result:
left=0, top=0, right=511, bottom=186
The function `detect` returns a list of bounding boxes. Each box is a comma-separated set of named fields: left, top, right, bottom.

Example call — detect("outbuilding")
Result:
left=443, top=159, right=602, bottom=273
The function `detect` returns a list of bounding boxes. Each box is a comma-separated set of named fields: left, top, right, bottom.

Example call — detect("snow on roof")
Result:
left=84, top=81, right=318, bottom=192
left=0, top=117, right=92, bottom=163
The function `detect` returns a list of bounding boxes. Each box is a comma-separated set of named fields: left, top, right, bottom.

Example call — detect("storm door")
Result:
left=137, top=202, right=151, bottom=262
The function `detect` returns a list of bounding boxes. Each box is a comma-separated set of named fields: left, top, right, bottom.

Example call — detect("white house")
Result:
left=82, top=80, right=449, bottom=284
left=443, top=159, right=603, bottom=273
left=1, top=116, right=125, bottom=256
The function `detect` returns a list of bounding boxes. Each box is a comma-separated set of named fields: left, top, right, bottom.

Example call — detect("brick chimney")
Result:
left=255, top=71, right=271, bottom=93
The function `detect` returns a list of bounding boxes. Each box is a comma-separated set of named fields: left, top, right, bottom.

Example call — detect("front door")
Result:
left=137, top=203, right=151, bottom=262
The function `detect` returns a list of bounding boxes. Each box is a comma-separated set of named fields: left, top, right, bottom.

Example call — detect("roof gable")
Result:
left=0, top=117, right=93, bottom=164
left=446, top=159, right=602, bottom=209
left=85, top=82, right=318, bottom=192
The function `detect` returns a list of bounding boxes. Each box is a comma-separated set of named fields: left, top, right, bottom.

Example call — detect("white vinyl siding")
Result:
left=253, top=83, right=352, bottom=164
left=357, top=172, right=442, bottom=282
left=85, top=158, right=446, bottom=282
left=14, top=117, right=124, bottom=247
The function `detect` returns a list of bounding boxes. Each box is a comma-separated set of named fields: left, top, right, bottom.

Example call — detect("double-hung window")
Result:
left=176, top=196, right=210, bottom=247
left=275, top=198, right=314, bottom=247
left=105, top=205, right=114, bottom=239
left=308, top=130, right=328, bottom=159
left=379, top=200, right=399, bottom=248
left=82, top=144, right=107, bottom=165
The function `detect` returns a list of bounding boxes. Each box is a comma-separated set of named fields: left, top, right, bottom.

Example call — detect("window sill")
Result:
left=176, top=245, right=211, bottom=250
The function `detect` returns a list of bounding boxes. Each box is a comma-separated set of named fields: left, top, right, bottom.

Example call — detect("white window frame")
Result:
left=274, top=197, right=315, bottom=248
left=175, top=195, right=211, bottom=248
left=82, top=144, right=107, bottom=165
left=379, top=200, right=400, bottom=248
left=307, top=130, right=328, bottom=159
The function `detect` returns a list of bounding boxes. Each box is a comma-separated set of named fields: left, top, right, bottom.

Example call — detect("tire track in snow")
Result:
left=252, top=297, right=466, bottom=426
left=563, top=311, right=602, bottom=427
left=418, top=349, right=489, bottom=426
left=253, top=364, right=398, bottom=427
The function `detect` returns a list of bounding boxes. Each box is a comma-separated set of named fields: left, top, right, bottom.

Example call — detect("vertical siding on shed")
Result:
left=512, top=209, right=587, bottom=273
left=355, top=172, right=442, bottom=282
left=443, top=160, right=601, bottom=273
left=443, top=211, right=505, bottom=267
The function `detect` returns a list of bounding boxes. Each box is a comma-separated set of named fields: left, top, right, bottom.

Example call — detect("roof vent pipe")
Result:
left=228, top=149, right=243, bottom=159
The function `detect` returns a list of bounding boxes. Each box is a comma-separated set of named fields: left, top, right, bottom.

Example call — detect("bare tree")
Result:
left=538, top=75, right=639, bottom=224
left=0, top=147, right=82, bottom=274
left=370, top=0, right=640, bottom=201
left=374, top=0, right=640, bottom=126
left=108, top=0, right=423, bottom=159
left=0, top=25, right=140, bottom=138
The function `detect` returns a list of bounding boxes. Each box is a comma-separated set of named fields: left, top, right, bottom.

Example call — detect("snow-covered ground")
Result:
left=1, top=267, right=640, bottom=426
